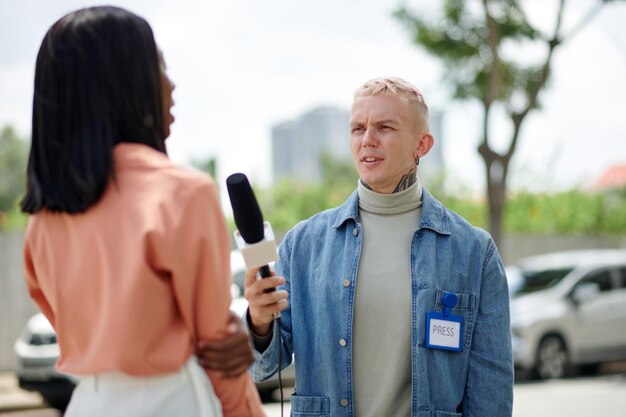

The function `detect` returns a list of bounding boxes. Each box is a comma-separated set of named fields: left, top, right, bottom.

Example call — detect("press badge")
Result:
left=425, top=292, right=463, bottom=352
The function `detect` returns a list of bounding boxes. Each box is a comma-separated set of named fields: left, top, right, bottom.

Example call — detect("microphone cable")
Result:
left=275, top=316, right=284, bottom=417
left=262, top=264, right=284, bottom=417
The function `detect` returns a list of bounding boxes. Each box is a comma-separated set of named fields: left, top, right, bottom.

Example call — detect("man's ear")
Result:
left=415, top=132, right=434, bottom=158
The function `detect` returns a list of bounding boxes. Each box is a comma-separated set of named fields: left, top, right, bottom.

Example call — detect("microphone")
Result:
left=227, top=173, right=284, bottom=407
left=226, top=173, right=278, bottom=287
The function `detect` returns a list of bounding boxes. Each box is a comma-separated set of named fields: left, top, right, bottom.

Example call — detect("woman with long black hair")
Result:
left=21, top=6, right=264, bottom=417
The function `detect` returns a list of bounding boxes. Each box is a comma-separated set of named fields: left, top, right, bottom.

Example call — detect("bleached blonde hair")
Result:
left=353, top=77, right=429, bottom=131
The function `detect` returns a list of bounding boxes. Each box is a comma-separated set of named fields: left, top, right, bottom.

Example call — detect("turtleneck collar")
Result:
left=357, top=178, right=423, bottom=215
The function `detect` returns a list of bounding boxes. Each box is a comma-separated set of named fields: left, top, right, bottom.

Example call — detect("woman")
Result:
left=21, top=6, right=264, bottom=417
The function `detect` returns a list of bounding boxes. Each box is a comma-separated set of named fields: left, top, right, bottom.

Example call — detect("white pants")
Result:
left=64, top=357, right=223, bottom=417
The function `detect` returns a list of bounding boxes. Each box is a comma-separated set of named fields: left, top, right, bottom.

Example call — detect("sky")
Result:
left=1, top=0, right=626, bottom=206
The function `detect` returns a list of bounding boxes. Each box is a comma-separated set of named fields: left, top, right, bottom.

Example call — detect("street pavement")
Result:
left=263, top=373, right=626, bottom=417
left=513, top=373, right=626, bottom=417
left=2, top=369, right=626, bottom=416
left=0, top=373, right=44, bottom=414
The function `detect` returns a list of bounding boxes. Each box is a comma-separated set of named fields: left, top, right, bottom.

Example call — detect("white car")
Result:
left=14, top=313, right=77, bottom=410
left=15, top=251, right=294, bottom=410
left=507, top=249, right=626, bottom=379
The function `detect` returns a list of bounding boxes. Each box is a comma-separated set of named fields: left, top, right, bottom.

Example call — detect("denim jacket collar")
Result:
left=332, top=187, right=451, bottom=236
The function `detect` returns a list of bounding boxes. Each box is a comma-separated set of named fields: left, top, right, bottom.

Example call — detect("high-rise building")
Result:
left=272, top=106, right=350, bottom=183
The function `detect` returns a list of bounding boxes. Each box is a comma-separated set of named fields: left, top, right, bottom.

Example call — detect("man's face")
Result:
left=350, top=94, right=421, bottom=194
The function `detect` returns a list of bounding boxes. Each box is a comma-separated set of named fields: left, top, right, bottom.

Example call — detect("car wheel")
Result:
left=536, top=335, right=570, bottom=379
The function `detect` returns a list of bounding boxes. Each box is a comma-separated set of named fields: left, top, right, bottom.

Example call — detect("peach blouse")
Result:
left=24, top=143, right=264, bottom=417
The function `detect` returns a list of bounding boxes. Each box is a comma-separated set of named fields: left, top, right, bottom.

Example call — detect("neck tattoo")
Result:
left=392, top=168, right=417, bottom=193
left=361, top=168, right=417, bottom=193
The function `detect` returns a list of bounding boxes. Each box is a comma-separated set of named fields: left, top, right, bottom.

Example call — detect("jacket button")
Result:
left=352, top=228, right=358, bottom=236
left=339, top=338, right=347, bottom=347
left=340, top=399, right=349, bottom=407
left=342, top=279, right=351, bottom=287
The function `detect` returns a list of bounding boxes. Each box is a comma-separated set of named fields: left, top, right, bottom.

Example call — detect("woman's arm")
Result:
left=196, top=311, right=255, bottom=377
left=170, top=178, right=265, bottom=417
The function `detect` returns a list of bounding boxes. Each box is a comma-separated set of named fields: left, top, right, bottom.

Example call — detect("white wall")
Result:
left=0, top=233, right=39, bottom=371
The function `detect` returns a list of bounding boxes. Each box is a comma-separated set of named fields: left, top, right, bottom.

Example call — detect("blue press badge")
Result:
left=425, top=292, right=463, bottom=352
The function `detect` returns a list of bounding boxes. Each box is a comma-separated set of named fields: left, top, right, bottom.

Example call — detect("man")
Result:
left=245, top=77, right=513, bottom=416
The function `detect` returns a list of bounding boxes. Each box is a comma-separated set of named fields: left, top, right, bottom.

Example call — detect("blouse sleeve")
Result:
left=23, top=222, right=56, bottom=329
left=169, top=178, right=264, bottom=417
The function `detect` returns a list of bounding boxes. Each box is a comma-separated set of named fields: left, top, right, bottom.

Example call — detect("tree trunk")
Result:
left=479, top=144, right=508, bottom=251
left=486, top=160, right=507, bottom=251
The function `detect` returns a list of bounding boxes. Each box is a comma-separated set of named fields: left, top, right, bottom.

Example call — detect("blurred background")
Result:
left=1, top=0, right=626, bottom=415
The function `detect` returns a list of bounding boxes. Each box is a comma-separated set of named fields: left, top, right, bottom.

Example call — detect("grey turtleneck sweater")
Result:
left=352, top=179, right=423, bottom=417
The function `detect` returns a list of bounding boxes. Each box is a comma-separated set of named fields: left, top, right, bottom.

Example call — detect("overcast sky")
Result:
left=1, top=0, right=625, bottom=203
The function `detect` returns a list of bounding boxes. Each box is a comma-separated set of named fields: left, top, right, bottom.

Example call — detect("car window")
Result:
left=616, top=267, right=626, bottom=289
left=577, top=269, right=613, bottom=292
left=515, top=267, right=574, bottom=296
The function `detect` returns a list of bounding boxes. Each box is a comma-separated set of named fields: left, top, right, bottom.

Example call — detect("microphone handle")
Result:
left=259, top=264, right=280, bottom=319
left=259, top=264, right=276, bottom=293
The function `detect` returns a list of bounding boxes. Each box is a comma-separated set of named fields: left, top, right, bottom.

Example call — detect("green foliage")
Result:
left=440, top=195, right=487, bottom=229
left=258, top=178, right=626, bottom=236
left=395, top=0, right=541, bottom=106
left=438, top=188, right=626, bottom=235
left=257, top=180, right=335, bottom=233
left=0, top=204, right=29, bottom=231
left=0, top=126, right=28, bottom=212
left=0, top=126, right=29, bottom=231
left=320, top=152, right=360, bottom=202
left=237, top=149, right=626, bottom=237
left=505, top=189, right=626, bottom=235
left=255, top=154, right=359, bottom=233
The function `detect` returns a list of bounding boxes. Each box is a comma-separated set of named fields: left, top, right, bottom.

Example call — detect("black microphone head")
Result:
left=226, top=173, right=265, bottom=244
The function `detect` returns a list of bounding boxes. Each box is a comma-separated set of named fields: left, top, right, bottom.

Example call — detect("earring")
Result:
left=415, top=155, right=420, bottom=166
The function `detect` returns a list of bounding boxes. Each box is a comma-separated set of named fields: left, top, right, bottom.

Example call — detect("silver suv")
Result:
left=507, top=249, right=626, bottom=379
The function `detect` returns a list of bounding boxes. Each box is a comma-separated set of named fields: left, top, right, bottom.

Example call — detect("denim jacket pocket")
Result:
left=290, top=394, right=330, bottom=416
left=416, top=411, right=462, bottom=417
left=432, top=288, right=477, bottom=352
left=431, top=411, right=462, bottom=417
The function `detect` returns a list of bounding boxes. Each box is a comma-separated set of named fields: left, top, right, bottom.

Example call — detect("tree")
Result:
left=395, top=0, right=620, bottom=248
left=257, top=153, right=359, bottom=234
left=0, top=126, right=29, bottom=231
left=0, top=126, right=28, bottom=212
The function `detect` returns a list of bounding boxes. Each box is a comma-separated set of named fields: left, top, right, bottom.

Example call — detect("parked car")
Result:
left=507, top=249, right=626, bottom=379
left=15, top=250, right=294, bottom=410
left=14, top=313, right=76, bottom=411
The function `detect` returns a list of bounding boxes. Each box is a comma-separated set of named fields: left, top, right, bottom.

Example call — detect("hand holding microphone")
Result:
left=226, top=173, right=288, bottom=336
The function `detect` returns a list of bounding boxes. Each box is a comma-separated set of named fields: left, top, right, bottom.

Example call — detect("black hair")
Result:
left=21, top=6, right=166, bottom=214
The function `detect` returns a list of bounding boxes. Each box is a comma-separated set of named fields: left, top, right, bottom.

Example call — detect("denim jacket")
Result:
left=250, top=188, right=513, bottom=417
